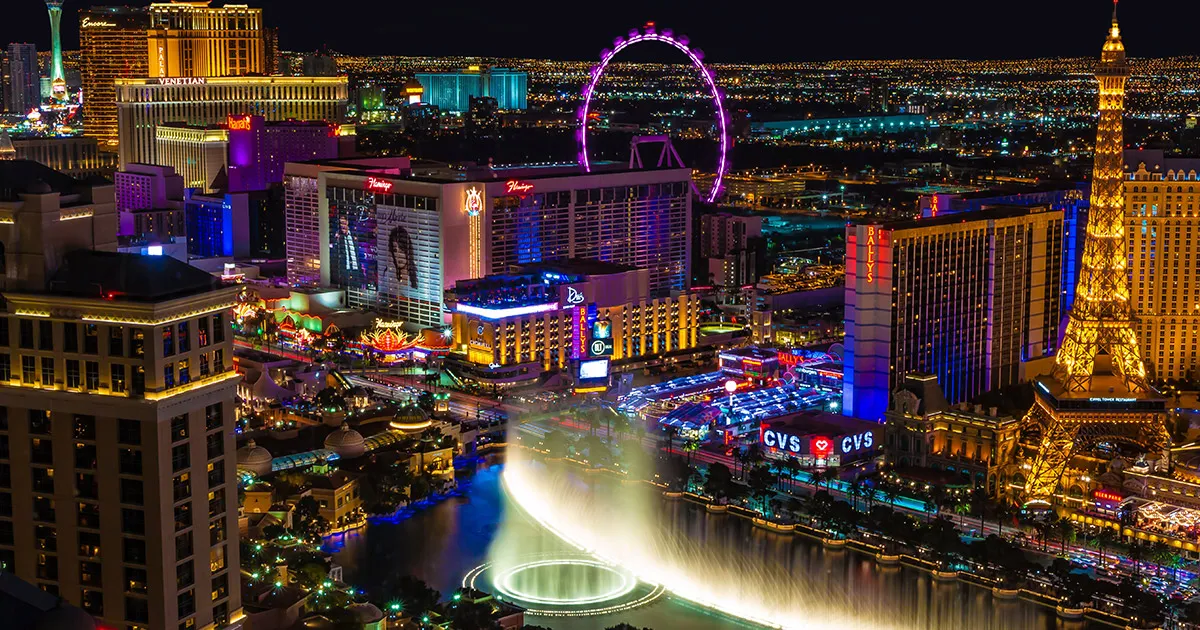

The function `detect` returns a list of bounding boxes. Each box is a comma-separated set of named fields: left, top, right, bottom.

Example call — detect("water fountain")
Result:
left=473, top=446, right=911, bottom=630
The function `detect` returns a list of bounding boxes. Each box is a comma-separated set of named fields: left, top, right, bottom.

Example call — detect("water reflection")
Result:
left=331, top=461, right=1094, bottom=629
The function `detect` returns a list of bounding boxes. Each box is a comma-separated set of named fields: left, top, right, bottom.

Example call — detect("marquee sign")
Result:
left=366, top=177, right=393, bottom=193
left=810, top=436, right=834, bottom=459
left=155, top=77, right=206, bottom=86
left=866, top=226, right=878, bottom=283
left=505, top=180, right=534, bottom=195
left=227, top=115, right=253, bottom=131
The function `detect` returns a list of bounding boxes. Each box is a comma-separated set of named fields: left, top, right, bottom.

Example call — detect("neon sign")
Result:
left=866, top=226, right=878, bottom=283
left=465, top=187, right=483, bottom=216
left=566, top=287, right=585, bottom=306
left=155, top=77, right=206, bottom=86
left=81, top=17, right=116, bottom=28
left=227, top=115, right=253, bottom=131
left=839, top=431, right=875, bottom=454
left=365, top=177, right=393, bottom=193
left=929, top=195, right=939, bottom=218
left=505, top=180, right=534, bottom=195
left=762, top=429, right=802, bottom=453
left=810, top=436, right=833, bottom=459
left=1094, top=489, right=1123, bottom=503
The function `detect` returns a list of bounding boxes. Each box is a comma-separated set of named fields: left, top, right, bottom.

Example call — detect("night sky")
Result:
left=2, top=0, right=1198, bottom=62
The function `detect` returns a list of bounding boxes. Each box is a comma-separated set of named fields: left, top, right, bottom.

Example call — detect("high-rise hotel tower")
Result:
left=0, top=161, right=243, bottom=630
left=80, top=6, right=150, bottom=150
left=148, top=1, right=268, bottom=78
left=1019, top=4, right=1170, bottom=508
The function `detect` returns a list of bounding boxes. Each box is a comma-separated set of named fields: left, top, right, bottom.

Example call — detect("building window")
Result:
left=205, top=403, right=222, bottom=431
left=119, top=448, right=142, bottom=475
left=0, top=354, right=9, bottom=381
left=175, top=530, right=193, bottom=561
left=178, top=588, right=195, bottom=619
left=125, top=567, right=148, bottom=594
left=164, top=363, right=175, bottom=389
left=109, top=327, right=124, bottom=357
left=74, top=415, right=95, bottom=440
left=178, top=359, right=190, bottom=385
left=208, top=488, right=225, bottom=519
left=171, top=414, right=188, bottom=441
left=176, top=559, right=194, bottom=589
left=214, top=348, right=224, bottom=372
left=130, top=329, right=145, bottom=357
left=197, top=317, right=209, bottom=347
left=120, top=478, right=144, bottom=506
left=132, top=365, right=145, bottom=395
left=22, top=356, right=35, bottom=384
left=162, top=326, right=174, bottom=357
left=85, top=361, right=99, bottom=391
left=125, top=596, right=149, bottom=623
left=0, top=318, right=8, bottom=347
left=63, top=324, right=77, bottom=353
left=76, top=473, right=97, bottom=499
left=37, top=321, right=53, bottom=351
left=206, top=432, right=223, bottom=459
left=118, top=418, right=141, bottom=445
left=28, top=410, right=50, bottom=435
left=214, top=313, right=225, bottom=342
left=121, top=508, right=145, bottom=536
left=212, top=573, right=228, bottom=602
left=178, top=321, right=190, bottom=353
left=65, top=359, right=80, bottom=388
left=75, top=444, right=97, bottom=470
left=199, top=353, right=209, bottom=377
left=172, top=445, right=190, bottom=473
left=111, top=364, right=126, bottom=393
left=18, top=320, right=33, bottom=349
left=40, top=357, right=53, bottom=386
left=83, top=324, right=98, bottom=355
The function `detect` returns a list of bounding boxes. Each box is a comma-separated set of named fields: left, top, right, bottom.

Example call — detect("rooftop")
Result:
left=0, top=160, right=86, bottom=200
left=882, top=203, right=1052, bottom=232
left=46, top=250, right=221, bottom=301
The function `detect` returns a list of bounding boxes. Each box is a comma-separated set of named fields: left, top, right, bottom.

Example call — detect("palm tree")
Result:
left=663, top=425, right=679, bottom=457
left=954, top=501, right=972, bottom=528
left=784, top=456, right=801, bottom=491
left=1093, top=528, right=1118, bottom=569
left=819, top=467, right=840, bottom=494
left=1054, top=517, right=1075, bottom=555
left=848, top=476, right=864, bottom=512
left=682, top=437, right=700, bottom=467
left=994, top=503, right=1013, bottom=538
left=1128, top=540, right=1146, bottom=577
left=881, top=485, right=899, bottom=511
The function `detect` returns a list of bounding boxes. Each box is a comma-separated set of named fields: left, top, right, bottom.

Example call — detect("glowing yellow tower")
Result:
left=1021, top=1, right=1170, bottom=508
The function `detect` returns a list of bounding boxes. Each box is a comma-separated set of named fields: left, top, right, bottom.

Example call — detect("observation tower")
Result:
left=45, top=0, right=66, bottom=101
left=1019, top=1, right=1170, bottom=509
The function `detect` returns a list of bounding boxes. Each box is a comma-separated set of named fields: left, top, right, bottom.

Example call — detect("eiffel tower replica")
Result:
left=1021, top=1, right=1170, bottom=509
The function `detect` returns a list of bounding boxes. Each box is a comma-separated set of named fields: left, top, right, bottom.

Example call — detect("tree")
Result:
left=819, top=467, right=840, bottom=494
left=954, top=501, right=972, bottom=528
left=703, top=463, right=734, bottom=502
left=1128, top=540, right=1146, bottom=577
left=542, top=430, right=570, bottom=458
left=1054, top=517, right=1075, bottom=555
left=682, top=437, right=700, bottom=467
left=783, top=456, right=801, bottom=492
left=847, top=476, right=864, bottom=512
left=381, top=575, right=440, bottom=617
left=662, top=425, right=679, bottom=457
left=748, top=465, right=776, bottom=512
left=1092, top=527, right=1119, bottom=569
left=881, top=485, right=899, bottom=511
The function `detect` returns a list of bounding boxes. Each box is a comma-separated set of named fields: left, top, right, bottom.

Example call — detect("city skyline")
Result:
left=2, top=0, right=1200, bottom=62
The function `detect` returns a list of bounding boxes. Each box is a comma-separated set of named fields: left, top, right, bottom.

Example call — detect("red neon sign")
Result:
left=865, top=226, right=882, bottom=283
left=227, top=115, right=252, bottom=131
left=929, top=195, right=939, bottom=217
left=505, top=180, right=534, bottom=195
left=365, top=177, right=393, bottom=193
left=810, top=436, right=834, bottom=459
left=1093, top=489, right=1122, bottom=502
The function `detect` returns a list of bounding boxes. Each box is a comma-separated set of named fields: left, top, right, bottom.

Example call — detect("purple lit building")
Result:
left=155, top=115, right=356, bottom=193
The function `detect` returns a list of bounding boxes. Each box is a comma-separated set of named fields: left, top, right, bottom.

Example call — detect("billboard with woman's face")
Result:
left=376, top=204, right=441, bottom=308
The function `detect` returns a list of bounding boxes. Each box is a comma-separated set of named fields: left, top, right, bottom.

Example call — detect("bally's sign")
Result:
left=761, top=429, right=876, bottom=456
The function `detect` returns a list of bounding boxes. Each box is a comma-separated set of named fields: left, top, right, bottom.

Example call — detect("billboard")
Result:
left=579, top=359, right=610, bottom=380
left=377, top=204, right=441, bottom=307
left=329, top=196, right=376, bottom=289
left=588, top=316, right=613, bottom=357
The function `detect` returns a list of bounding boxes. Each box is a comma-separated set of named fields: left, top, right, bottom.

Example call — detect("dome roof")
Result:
left=346, top=602, right=384, bottom=623
left=323, top=422, right=366, bottom=457
left=389, top=405, right=431, bottom=432
left=237, top=439, right=273, bottom=466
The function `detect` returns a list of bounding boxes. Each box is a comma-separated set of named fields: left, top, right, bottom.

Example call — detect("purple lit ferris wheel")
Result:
left=577, top=24, right=730, bottom=204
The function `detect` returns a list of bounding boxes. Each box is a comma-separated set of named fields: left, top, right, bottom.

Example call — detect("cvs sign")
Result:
left=839, top=431, right=875, bottom=454
left=762, top=429, right=802, bottom=454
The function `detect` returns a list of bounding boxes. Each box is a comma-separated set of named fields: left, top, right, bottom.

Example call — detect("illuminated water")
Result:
left=331, top=459, right=1092, bottom=629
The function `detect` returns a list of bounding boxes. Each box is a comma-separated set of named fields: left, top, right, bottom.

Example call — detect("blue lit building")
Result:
left=917, top=186, right=1089, bottom=316
left=414, top=67, right=527, bottom=113
left=185, top=189, right=256, bottom=258
left=844, top=206, right=1065, bottom=421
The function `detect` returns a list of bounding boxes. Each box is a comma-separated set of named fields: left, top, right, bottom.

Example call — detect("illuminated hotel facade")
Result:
left=155, top=116, right=352, bottom=192
left=288, top=164, right=692, bottom=330
left=114, top=76, right=349, bottom=167
left=1125, top=149, right=1200, bottom=382
left=80, top=6, right=150, bottom=151
left=844, top=206, right=1064, bottom=421
left=449, top=262, right=698, bottom=383
left=0, top=161, right=242, bottom=630
left=147, top=1, right=266, bottom=78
